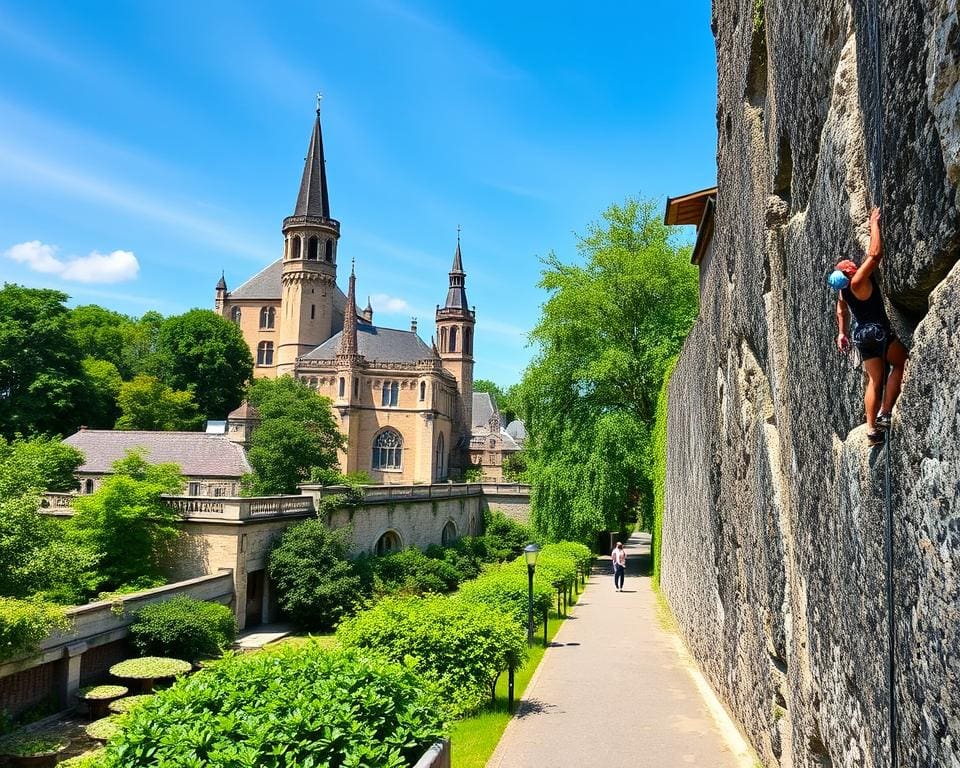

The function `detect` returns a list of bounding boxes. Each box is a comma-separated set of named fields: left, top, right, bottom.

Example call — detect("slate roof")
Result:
left=472, top=392, right=497, bottom=428
left=505, top=419, right=527, bottom=442
left=294, top=110, right=331, bottom=219
left=228, top=260, right=283, bottom=299
left=64, top=430, right=252, bottom=478
left=302, top=324, right=433, bottom=363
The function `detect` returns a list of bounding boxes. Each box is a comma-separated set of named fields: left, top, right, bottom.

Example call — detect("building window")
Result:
left=449, top=326, right=458, bottom=353
left=354, top=379, right=359, bottom=396
left=230, top=306, right=241, bottom=324
left=257, top=341, right=274, bottom=366
left=325, top=239, right=333, bottom=262
left=259, top=306, right=276, bottom=329
left=372, top=429, right=403, bottom=470
left=465, top=327, right=473, bottom=355
left=375, top=530, right=402, bottom=555
left=339, top=377, right=346, bottom=398
left=435, top=432, right=446, bottom=480
left=213, top=487, right=225, bottom=497
left=381, top=381, right=399, bottom=407
left=291, top=237, right=301, bottom=260
left=441, top=519, right=457, bottom=546
left=188, top=482, right=201, bottom=495
left=311, top=304, right=315, bottom=320
left=84, top=478, right=94, bottom=494
left=419, top=381, right=426, bottom=401
left=440, top=327, right=447, bottom=352
left=308, top=235, right=319, bottom=260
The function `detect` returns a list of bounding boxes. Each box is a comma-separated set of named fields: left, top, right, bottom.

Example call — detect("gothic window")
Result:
left=306, top=236, right=318, bottom=260
left=440, top=327, right=447, bottom=351
left=257, top=341, right=274, bottom=366
left=381, top=381, right=399, bottom=407
left=325, top=240, right=334, bottom=262
left=291, top=237, right=301, bottom=260
left=465, top=327, right=473, bottom=355
left=230, top=306, right=241, bottom=324
left=375, top=530, right=402, bottom=555
left=441, top=519, right=457, bottom=546
left=259, top=306, right=276, bottom=329
left=419, top=381, right=426, bottom=401
left=391, top=381, right=399, bottom=406
left=449, top=326, right=458, bottom=352
left=84, top=478, right=94, bottom=494
left=339, top=377, right=345, bottom=398
left=435, top=432, right=446, bottom=480
left=372, top=429, right=403, bottom=470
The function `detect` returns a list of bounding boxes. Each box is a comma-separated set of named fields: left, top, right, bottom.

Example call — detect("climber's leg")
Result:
left=881, top=339, right=908, bottom=414
left=863, top=357, right=885, bottom=431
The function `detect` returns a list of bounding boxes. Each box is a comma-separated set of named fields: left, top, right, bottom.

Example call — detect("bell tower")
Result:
left=435, top=234, right=476, bottom=438
left=276, top=100, right=341, bottom=376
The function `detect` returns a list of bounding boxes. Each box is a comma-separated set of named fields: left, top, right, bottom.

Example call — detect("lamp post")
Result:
left=524, top=543, right=540, bottom=645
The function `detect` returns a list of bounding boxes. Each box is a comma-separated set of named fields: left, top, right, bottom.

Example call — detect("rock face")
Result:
left=660, top=1, right=960, bottom=766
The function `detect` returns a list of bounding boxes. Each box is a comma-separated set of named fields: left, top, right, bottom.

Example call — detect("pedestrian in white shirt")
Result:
left=611, top=541, right=626, bottom=591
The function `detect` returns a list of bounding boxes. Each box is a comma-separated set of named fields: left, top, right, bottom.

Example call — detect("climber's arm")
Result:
left=851, top=208, right=882, bottom=297
left=836, top=297, right=851, bottom=352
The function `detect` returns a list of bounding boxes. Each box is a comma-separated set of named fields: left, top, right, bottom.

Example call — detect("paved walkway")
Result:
left=234, top=622, right=295, bottom=650
left=486, top=533, right=752, bottom=768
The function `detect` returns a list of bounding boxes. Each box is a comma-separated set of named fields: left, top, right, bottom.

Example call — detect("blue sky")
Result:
left=0, top=1, right=716, bottom=386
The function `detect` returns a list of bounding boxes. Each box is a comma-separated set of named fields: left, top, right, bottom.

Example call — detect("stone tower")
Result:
left=276, top=105, right=341, bottom=376
left=435, top=238, right=476, bottom=446
left=214, top=272, right=227, bottom=314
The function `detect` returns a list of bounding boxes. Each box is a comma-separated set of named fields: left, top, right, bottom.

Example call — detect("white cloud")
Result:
left=5, top=240, right=139, bottom=283
left=370, top=293, right=413, bottom=314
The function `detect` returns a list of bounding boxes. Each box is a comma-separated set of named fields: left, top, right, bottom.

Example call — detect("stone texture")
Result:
left=661, top=1, right=960, bottom=765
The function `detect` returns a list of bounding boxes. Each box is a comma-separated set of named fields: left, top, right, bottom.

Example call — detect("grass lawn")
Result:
left=263, top=633, right=338, bottom=650
left=449, top=583, right=584, bottom=768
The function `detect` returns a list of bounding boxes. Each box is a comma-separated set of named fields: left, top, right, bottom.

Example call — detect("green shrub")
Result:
left=109, top=657, right=191, bottom=681
left=79, top=685, right=128, bottom=700
left=0, top=598, right=69, bottom=662
left=129, top=597, right=236, bottom=662
left=483, top=511, right=534, bottom=559
left=59, top=750, right=105, bottom=767
left=85, top=716, right=121, bottom=742
left=268, top=519, right=361, bottom=631
left=108, top=695, right=153, bottom=714
left=546, top=541, right=593, bottom=574
left=355, top=548, right=462, bottom=597
left=337, top=595, right=527, bottom=716
left=96, top=644, right=446, bottom=767
left=457, top=566, right=552, bottom=627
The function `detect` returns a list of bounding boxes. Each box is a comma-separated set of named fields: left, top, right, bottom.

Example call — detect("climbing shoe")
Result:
left=867, top=429, right=885, bottom=446
left=876, top=411, right=892, bottom=430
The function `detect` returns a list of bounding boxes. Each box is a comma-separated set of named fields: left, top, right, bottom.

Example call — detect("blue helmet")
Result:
left=827, top=270, right=849, bottom=291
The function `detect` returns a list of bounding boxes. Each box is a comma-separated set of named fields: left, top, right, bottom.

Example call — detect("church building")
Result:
left=215, top=107, right=476, bottom=484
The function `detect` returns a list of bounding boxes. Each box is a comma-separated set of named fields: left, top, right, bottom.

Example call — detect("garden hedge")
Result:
left=129, top=597, right=236, bottom=662
left=0, top=598, right=68, bottom=662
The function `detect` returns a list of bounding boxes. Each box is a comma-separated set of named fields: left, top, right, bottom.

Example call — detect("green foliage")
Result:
left=457, top=566, right=552, bottom=626
left=115, top=375, right=202, bottom=431
left=108, top=695, right=152, bottom=714
left=651, top=356, right=677, bottom=586
left=0, top=434, right=83, bottom=496
left=520, top=197, right=698, bottom=542
left=502, top=451, right=528, bottom=483
left=268, top=519, right=361, bottom=631
left=81, top=358, right=123, bottom=429
left=0, top=734, right=67, bottom=756
left=463, top=466, right=484, bottom=483
left=79, top=685, right=128, bottom=700
left=96, top=645, right=446, bottom=768
left=59, top=750, right=105, bottom=767
left=69, top=451, right=183, bottom=592
left=0, top=284, right=88, bottom=438
left=0, top=598, right=69, bottom=662
left=338, top=595, right=527, bottom=716
left=153, top=309, right=253, bottom=419
left=109, top=656, right=192, bottom=680
left=243, top=376, right=345, bottom=495
left=355, top=548, right=462, bottom=598
left=129, top=597, right=237, bottom=662
left=68, top=305, right=140, bottom=378
left=85, top=716, right=121, bottom=742
left=483, top=510, right=534, bottom=559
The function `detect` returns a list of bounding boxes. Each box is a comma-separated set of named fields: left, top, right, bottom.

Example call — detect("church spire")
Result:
left=293, top=97, right=331, bottom=219
left=339, top=259, right=358, bottom=355
left=443, top=235, right=469, bottom=311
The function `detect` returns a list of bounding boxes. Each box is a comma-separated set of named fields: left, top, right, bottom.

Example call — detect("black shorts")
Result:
left=853, top=324, right=896, bottom=362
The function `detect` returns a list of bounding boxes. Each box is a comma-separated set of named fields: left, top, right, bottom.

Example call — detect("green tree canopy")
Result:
left=0, top=284, right=88, bottom=438
left=520, top=197, right=698, bottom=541
left=243, top=376, right=345, bottom=495
left=81, top=358, right=123, bottom=429
left=115, top=375, right=202, bottom=431
left=67, top=305, right=138, bottom=378
left=154, top=310, right=253, bottom=419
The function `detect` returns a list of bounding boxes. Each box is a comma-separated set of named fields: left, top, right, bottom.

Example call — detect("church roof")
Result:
left=228, top=259, right=349, bottom=317
left=443, top=242, right=469, bottom=311
left=64, top=430, right=252, bottom=478
left=294, top=109, right=331, bottom=219
left=228, top=401, right=260, bottom=421
left=472, top=392, right=496, bottom=428
left=302, top=324, right=433, bottom=363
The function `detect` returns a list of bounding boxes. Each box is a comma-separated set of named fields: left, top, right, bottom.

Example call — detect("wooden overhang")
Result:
left=663, top=186, right=717, bottom=265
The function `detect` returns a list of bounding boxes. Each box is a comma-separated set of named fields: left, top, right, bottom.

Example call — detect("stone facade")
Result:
left=660, top=1, right=959, bottom=766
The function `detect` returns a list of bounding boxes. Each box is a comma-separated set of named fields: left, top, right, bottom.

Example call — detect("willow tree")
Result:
left=520, top=198, right=698, bottom=542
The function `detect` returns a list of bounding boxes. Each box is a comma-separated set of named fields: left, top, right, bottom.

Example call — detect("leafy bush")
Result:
left=109, top=657, right=191, bottom=680
left=457, top=566, right=553, bottom=627
left=337, top=595, right=527, bottom=716
left=483, top=511, right=534, bottom=559
left=355, top=548, right=462, bottom=598
left=546, top=541, right=593, bottom=575
left=129, top=597, right=236, bottom=662
left=108, top=695, right=153, bottom=714
left=268, top=519, right=361, bottom=631
left=85, top=716, right=121, bottom=742
left=0, top=598, right=69, bottom=662
left=59, top=750, right=105, bottom=768
left=95, top=645, right=446, bottom=768
left=79, top=685, right=128, bottom=701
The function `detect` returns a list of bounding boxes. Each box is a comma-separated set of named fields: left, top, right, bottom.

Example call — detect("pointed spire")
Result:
left=216, top=271, right=227, bottom=291
left=339, top=258, right=358, bottom=355
left=293, top=101, right=331, bottom=219
left=443, top=233, right=469, bottom=310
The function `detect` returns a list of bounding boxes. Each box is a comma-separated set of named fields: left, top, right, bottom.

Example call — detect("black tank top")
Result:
left=841, top=275, right=889, bottom=327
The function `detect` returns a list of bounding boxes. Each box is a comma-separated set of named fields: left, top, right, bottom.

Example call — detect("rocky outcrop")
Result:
left=660, top=1, right=960, bottom=766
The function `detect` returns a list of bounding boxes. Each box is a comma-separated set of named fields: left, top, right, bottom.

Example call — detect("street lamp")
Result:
left=524, top=543, right=540, bottom=645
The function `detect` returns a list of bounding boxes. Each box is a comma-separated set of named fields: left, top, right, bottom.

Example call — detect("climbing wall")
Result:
left=660, top=0, right=960, bottom=765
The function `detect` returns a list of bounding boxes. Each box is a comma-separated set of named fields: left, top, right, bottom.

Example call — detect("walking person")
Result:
left=611, top=541, right=626, bottom=592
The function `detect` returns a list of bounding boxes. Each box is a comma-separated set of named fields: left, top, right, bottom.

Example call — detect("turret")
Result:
left=435, top=234, right=476, bottom=441
left=214, top=272, right=227, bottom=315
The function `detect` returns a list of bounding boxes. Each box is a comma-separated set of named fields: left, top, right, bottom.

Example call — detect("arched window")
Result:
left=372, top=429, right=402, bottom=470
left=259, top=306, right=275, bottom=329
left=325, top=240, right=334, bottom=262
left=391, top=381, right=399, bottom=406
left=465, top=327, right=473, bottom=355
left=291, top=237, right=301, bottom=260
left=339, top=377, right=346, bottom=398
left=441, top=519, right=457, bottom=546
left=308, top=236, right=319, bottom=260
left=230, top=306, right=241, bottom=324
left=449, top=326, right=458, bottom=352
left=419, top=381, right=426, bottom=401
left=435, top=432, right=446, bottom=480
left=256, top=341, right=274, bottom=366
left=84, top=478, right=94, bottom=494
left=375, top=530, right=402, bottom=555
left=439, top=327, right=447, bottom=351
left=381, top=381, right=399, bottom=407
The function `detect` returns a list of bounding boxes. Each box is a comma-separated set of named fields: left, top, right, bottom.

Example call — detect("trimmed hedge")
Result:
left=129, top=597, right=236, bottom=662
left=456, top=566, right=552, bottom=627
left=355, top=548, right=462, bottom=597
left=0, top=598, right=69, bottom=662
left=95, top=645, right=446, bottom=768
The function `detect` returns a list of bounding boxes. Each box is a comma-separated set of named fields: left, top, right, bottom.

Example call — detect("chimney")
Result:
left=411, top=317, right=418, bottom=333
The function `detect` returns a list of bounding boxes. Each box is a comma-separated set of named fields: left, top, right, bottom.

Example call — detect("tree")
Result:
left=0, top=284, right=88, bottom=438
left=243, top=376, right=345, bottom=495
left=268, top=520, right=361, bottom=631
left=69, top=451, right=183, bottom=591
left=154, top=310, right=253, bottom=419
left=80, top=358, right=123, bottom=429
left=115, top=375, right=202, bottom=431
left=68, top=305, right=138, bottom=378
left=520, top=197, right=698, bottom=541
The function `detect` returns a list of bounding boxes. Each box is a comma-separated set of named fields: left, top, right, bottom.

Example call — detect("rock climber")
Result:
left=827, top=207, right=909, bottom=446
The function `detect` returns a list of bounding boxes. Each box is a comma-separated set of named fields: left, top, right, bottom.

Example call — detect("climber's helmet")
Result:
left=827, top=259, right=858, bottom=291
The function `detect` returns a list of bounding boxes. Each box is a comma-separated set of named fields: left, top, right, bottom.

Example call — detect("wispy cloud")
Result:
left=6, top=240, right=140, bottom=283
left=482, top=318, right=529, bottom=343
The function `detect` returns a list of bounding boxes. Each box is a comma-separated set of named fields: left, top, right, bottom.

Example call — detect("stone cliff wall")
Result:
left=661, top=0, right=959, bottom=766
